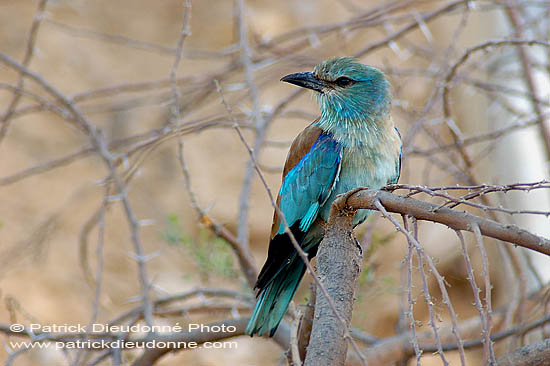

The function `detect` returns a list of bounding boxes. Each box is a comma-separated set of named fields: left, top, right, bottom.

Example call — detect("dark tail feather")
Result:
left=246, top=256, right=306, bottom=337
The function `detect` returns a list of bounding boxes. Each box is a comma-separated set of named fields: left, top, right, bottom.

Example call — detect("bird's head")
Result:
left=281, top=57, right=391, bottom=122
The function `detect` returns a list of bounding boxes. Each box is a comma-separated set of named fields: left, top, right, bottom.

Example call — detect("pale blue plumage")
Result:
left=313, top=58, right=401, bottom=225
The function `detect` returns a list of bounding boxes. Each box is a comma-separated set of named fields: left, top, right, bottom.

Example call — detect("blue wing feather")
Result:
left=276, top=133, right=342, bottom=235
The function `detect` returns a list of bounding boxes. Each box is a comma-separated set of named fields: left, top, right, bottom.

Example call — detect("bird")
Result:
left=245, top=57, right=402, bottom=337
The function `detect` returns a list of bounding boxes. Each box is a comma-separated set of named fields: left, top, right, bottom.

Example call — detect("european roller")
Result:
left=246, top=57, right=402, bottom=337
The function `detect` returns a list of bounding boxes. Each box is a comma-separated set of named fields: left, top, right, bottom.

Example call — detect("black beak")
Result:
left=280, top=72, right=326, bottom=93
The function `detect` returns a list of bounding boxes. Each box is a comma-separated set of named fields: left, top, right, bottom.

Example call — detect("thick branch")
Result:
left=346, top=189, right=550, bottom=256
left=497, top=338, right=550, bottom=366
left=353, top=311, right=505, bottom=365
left=303, top=188, right=549, bottom=366
left=304, top=195, right=364, bottom=366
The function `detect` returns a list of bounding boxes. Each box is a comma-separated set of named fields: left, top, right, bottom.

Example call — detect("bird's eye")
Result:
left=335, top=76, right=354, bottom=87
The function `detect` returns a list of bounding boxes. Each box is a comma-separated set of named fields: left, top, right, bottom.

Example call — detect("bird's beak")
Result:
left=280, top=72, right=326, bottom=93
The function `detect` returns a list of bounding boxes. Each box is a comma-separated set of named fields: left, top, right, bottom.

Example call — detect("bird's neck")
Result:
left=317, top=106, right=392, bottom=149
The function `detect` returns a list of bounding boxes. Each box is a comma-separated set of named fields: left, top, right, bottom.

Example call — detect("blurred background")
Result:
left=0, top=0, right=549, bottom=365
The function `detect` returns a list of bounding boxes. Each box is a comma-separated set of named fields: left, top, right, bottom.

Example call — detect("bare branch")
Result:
left=443, top=39, right=550, bottom=125
left=497, top=338, right=550, bottom=366
left=505, top=6, right=550, bottom=156
left=236, top=0, right=269, bottom=249
left=0, top=0, right=48, bottom=144
left=288, top=304, right=303, bottom=366
left=345, top=189, right=550, bottom=255
left=354, top=0, right=467, bottom=58
left=472, top=223, right=497, bottom=364
left=404, top=216, right=422, bottom=365
left=304, top=193, right=364, bottom=366
left=0, top=51, right=155, bottom=327
left=177, top=140, right=258, bottom=288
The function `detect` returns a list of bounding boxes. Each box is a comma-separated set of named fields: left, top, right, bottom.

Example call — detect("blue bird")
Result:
left=246, top=57, right=402, bottom=337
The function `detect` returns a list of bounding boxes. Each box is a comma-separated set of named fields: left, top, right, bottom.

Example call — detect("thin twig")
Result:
left=0, top=0, right=48, bottom=144
left=443, top=38, right=550, bottom=125
left=236, top=0, right=269, bottom=249
left=374, top=199, right=466, bottom=365
left=403, top=215, right=422, bottom=365
left=411, top=219, right=449, bottom=365
left=169, top=0, right=192, bottom=124
left=505, top=6, right=550, bottom=156
left=289, top=303, right=303, bottom=366
left=472, top=223, right=497, bottom=365
left=346, top=189, right=550, bottom=256
left=456, top=229, right=491, bottom=362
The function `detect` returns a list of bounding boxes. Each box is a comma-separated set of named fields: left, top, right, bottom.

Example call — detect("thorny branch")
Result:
left=346, top=189, right=550, bottom=255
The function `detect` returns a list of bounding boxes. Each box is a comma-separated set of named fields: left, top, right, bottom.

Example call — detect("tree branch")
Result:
left=346, top=189, right=550, bottom=255
left=304, top=187, right=549, bottom=365
left=497, top=338, right=550, bottom=366
left=304, top=192, right=364, bottom=366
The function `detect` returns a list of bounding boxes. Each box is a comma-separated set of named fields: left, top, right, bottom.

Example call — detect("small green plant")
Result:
left=359, top=264, right=375, bottom=287
left=163, top=214, right=191, bottom=246
left=162, top=214, right=235, bottom=279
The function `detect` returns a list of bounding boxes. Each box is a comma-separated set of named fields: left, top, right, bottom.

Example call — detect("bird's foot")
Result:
left=337, top=187, right=367, bottom=211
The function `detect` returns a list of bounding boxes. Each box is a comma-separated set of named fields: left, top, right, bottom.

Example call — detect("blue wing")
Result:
left=247, top=132, right=342, bottom=336
left=275, top=133, right=342, bottom=235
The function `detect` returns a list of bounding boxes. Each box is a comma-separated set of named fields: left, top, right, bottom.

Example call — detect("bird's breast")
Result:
left=318, top=133, right=401, bottom=225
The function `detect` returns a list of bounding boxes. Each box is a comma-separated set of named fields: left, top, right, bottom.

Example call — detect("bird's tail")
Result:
left=246, top=256, right=306, bottom=337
